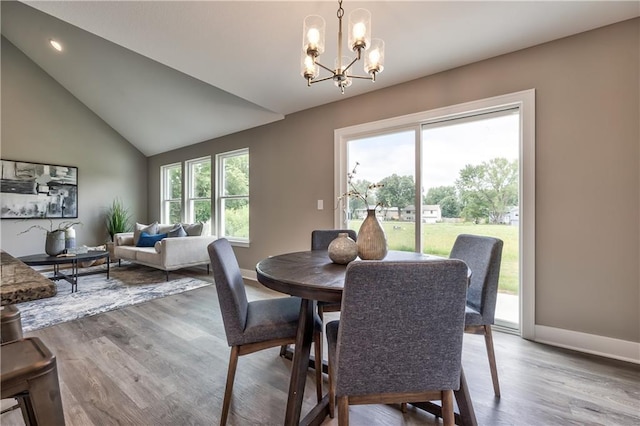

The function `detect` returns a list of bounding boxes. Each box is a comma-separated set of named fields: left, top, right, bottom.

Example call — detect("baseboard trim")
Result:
left=534, top=325, right=640, bottom=364
left=241, top=268, right=257, bottom=282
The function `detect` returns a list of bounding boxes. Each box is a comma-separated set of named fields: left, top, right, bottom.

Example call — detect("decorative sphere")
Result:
left=328, top=233, right=358, bottom=264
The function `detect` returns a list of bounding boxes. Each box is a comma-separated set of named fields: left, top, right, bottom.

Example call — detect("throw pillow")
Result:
left=134, top=222, right=159, bottom=246
left=181, top=221, right=204, bottom=236
left=167, top=224, right=187, bottom=238
left=136, top=232, right=167, bottom=247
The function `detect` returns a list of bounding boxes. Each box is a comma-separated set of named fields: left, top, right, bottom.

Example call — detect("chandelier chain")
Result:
left=337, top=0, right=344, bottom=19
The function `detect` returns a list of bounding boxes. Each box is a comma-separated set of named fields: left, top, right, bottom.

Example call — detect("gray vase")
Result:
left=328, top=232, right=358, bottom=264
left=45, top=230, right=66, bottom=256
left=357, top=209, right=388, bottom=260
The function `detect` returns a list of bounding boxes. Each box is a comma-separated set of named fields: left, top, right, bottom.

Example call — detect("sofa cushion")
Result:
left=181, top=222, right=204, bottom=236
left=134, top=222, right=159, bottom=245
left=157, top=223, right=174, bottom=234
left=167, top=224, right=187, bottom=238
left=114, top=245, right=140, bottom=260
left=137, top=232, right=167, bottom=247
left=135, top=247, right=161, bottom=265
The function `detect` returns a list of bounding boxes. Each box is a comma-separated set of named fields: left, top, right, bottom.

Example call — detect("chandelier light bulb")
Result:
left=307, top=28, right=320, bottom=48
left=301, top=51, right=319, bottom=80
left=369, top=49, right=380, bottom=65
left=348, top=8, right=371, bottom=51
left=352, top=22, right=366, bottom=42
left=365, top=38, right=385, bottom=75
left=303, top=15, right=325, bottom=56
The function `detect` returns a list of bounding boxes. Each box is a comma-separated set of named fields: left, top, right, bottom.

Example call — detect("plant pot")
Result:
left=357, top=209, right=388, bottom=260
left=45, top=230, right=66, bottom=256
left=106, top=241, right=116, bottom=261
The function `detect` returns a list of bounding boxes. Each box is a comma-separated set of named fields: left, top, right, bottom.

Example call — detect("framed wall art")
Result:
left=0, top=159, right=78, bottom=219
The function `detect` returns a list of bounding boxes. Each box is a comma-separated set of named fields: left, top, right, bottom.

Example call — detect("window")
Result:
left=335, top=90, right=535, bottom=338
left=160, top=163, right=182, bottom=224
left=186, top=157, right=211, bottom=229
left=216, top=148, right=249, bottom=243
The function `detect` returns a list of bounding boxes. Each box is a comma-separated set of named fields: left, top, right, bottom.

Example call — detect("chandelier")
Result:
left=301, top=0, right=385, bottom=94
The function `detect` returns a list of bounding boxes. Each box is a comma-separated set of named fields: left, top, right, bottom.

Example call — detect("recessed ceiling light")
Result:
left=49, top=39, right=62, bottom=52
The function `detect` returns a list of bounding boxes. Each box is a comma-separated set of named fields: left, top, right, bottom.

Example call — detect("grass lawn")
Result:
left=349, top=221, right=519, bottom=294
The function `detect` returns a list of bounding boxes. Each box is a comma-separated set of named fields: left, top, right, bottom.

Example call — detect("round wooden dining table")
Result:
left=256, top=250, right=478, bottom=426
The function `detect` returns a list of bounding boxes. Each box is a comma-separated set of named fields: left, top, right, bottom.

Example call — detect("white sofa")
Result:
left=113, top=222, right=217, bottom=280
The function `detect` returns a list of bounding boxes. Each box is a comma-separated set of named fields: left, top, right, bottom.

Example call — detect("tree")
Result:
left=192, top=161, right=211, bottom=223
left=456, top=157, right=518, bottom=224
left=376, top=174, right=415, bottom=218
left=424, top=185, right=461, bottom=218
left=168, top=166, right=182, bottom=223
left=222, top=154, right=249, bottom=237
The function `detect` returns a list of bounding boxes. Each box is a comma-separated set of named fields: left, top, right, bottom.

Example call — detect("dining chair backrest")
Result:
left=208, top=238, right=249, bottom=346
left=449, top=234, right=503, bottom=324
left=335, top=260, right=469, bottom=396
left=311, top=229, right=357, bottom=251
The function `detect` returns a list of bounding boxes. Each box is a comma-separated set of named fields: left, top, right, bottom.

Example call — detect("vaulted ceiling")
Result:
left=3, top=1, right=638, bottom=156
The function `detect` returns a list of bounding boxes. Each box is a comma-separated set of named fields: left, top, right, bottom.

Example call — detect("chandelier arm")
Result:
left=309, top=75, right=336, bottom=84
left=315, top=61, right=336, bottom=74
left=341, top=55, right=360, bottom=75
left=348, top=74, right=375, bottom=80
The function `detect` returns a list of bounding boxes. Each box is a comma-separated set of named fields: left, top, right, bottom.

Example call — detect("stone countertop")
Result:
left=1, top=250, right=57, bottom=305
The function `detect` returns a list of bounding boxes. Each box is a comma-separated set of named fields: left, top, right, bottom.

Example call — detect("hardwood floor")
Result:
left=2, top=281, right=638, bottom=425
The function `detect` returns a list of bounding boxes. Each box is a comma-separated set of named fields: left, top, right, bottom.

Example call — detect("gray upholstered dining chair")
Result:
left=450, top=233, right=504, bottom=397
left=207, top=238, right=323, bottom=425
left=326, top=259, right=469, bottom=425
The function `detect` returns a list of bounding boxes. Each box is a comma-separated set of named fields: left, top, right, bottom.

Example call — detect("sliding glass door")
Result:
left=421, top=110, right=520, bottom=329
left=337, top=91, right=535, bottom=334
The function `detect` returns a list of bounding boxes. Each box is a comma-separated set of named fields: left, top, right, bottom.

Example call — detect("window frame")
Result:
left=215, top=148, right=250, bottom=246
left=185, top=156, right=212, bottom=228
left=160, top=162, right=183, bottom=224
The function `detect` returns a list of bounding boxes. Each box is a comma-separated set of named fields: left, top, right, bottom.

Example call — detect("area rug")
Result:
left=15, top=262, right=214, bottom=332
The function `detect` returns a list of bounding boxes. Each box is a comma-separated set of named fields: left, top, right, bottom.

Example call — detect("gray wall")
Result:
left=149, top=19, right=639, bottom=343
left=1, top=37, right=147, bottom=256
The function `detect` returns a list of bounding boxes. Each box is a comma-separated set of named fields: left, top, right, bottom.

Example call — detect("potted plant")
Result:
left=105, top=198, right=131, bottom=259
left=106, top=198, right=131, bottom=241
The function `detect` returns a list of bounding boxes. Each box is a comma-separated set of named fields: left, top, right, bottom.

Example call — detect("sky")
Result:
left=348, top=112, right=520, bottom=192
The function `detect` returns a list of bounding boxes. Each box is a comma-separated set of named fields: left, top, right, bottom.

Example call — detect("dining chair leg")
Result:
left=220, top=346, right=239, bottom=426
left=279, top=345, right=288, bottom=357
left=328, top=357, right=335, bottom=418
left=441, top=390, right=455, bottom=426
left=483, top=325, right=501, bottom=397
left=313, top=331, right=323, bottom=402
left=337, top=396, right=349, bottom=426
